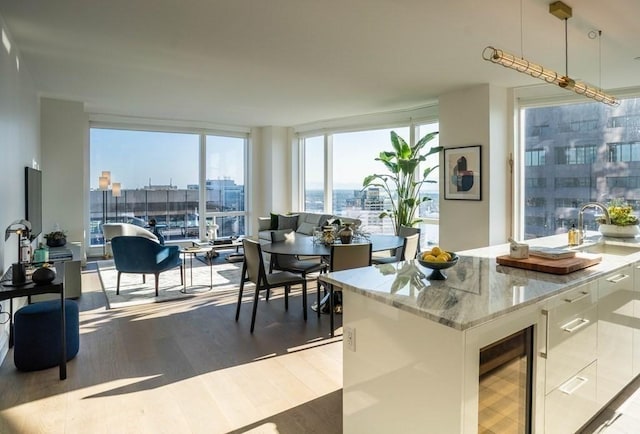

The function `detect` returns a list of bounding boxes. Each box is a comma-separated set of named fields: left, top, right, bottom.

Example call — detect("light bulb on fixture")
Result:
left=482, top=1, right=619, bottom=107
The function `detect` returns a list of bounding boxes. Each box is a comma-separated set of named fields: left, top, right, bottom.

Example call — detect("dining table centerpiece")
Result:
left=597, top=199, right=640, bottom=238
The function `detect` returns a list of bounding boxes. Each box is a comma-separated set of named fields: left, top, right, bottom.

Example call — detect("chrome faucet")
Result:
left=577, top=202, right=611, bottom=244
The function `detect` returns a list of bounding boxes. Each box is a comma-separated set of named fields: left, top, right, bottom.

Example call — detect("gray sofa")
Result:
left=258, top=212, right=361, bottom=242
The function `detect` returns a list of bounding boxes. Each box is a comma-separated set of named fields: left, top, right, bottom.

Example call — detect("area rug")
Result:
left=97, top=255, right=243, bottom=309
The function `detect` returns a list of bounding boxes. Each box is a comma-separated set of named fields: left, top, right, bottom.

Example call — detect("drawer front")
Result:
left=545, top=361, right=598, bottom=434
left=544, top=284, right=597, bottom=393
left=598, top=267, right=634, bottom=405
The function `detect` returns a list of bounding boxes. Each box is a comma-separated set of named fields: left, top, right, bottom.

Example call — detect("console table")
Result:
left=0, top=265, right=67, bottom=380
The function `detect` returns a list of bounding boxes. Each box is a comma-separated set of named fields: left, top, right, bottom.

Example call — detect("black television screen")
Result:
left=25, top=167, right=43, bottom=240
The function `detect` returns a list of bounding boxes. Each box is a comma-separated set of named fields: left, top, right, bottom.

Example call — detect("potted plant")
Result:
left=362, top=130, right=442, bottom=235
left=596, top=199, right=639, bottom=238
left=44, top=230, right=67, bottom=247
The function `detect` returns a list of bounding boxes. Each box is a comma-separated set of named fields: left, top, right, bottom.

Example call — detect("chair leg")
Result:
left=302, top=280, right=307, bottom=321
left=250, top=286, right=261, bottom=333
left=235, top=279, right=245, bottom=321
left=284, top=285, right=289, bottom=311
left=116, top=271, right=122, bottom=295
left=154, top=273, right=160, bottom=296
left=316, top=279, right=322, bottom=317
left=329, top=284, right=334, bottom=337
left=142, top=274, right=146, bottom=284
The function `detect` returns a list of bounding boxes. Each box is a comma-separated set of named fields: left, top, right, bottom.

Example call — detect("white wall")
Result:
left=249, top=126, right=295, bottom=225
left=439, top=84, right=510, bottom=251
left=40, top=98, right=88, bottom=254
left=0, top=15, right=40, bottom=362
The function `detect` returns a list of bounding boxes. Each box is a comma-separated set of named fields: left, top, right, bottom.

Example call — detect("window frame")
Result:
left=296, top=112, right=440, bottom=244
left=88, top=121, right=249, bottom=246
left=514, top=87, right=640, bottom=240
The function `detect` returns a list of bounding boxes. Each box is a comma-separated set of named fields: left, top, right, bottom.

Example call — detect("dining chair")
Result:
left=235, top=238, right=309, bottom=333
left=319, top=242, right=372, bottom=336
left=268, top=232, right=327, bottom=281
left=372, top=233, right=420, bottom=264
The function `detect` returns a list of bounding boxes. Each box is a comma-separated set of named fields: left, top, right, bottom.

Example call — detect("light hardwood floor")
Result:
left=4, top=260, right=640, bottom=433
left=0, top=262, right=343, bottom=434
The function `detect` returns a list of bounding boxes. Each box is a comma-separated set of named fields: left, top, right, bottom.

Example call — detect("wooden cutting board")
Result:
left=496, top=253, right=602, bottom=275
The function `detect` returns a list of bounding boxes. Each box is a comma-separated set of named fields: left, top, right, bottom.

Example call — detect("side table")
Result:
left=180, top=246, right=216, bottom=293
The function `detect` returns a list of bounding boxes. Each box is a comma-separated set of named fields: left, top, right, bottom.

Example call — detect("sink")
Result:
left=572, top=242, right=640, bottom=256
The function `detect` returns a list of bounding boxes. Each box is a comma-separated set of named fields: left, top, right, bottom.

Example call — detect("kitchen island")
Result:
left=321, top=233, right=640, bottom=433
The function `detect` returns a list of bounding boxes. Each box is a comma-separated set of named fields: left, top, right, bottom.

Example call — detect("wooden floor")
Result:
left=4, top=261, right=640, bottom=433
left=580, top=375, right=640, bottom=433
left=0, top=263, right=343, bottom=434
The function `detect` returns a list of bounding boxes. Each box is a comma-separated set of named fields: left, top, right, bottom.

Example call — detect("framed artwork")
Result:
left=444, top=145, right=482, bottom=200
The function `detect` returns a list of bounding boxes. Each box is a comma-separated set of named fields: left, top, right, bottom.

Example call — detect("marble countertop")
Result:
left=320, top=232, right=640, bottom=331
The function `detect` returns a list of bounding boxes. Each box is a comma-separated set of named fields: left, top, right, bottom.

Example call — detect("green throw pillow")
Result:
left=270, top=213, right=279, bottom=230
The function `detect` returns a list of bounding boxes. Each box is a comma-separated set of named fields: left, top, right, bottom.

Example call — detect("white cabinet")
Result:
left=543, top=281, right=599, bottom=432
left=633, top=263, right=640, bottom=377
left=543, top=282, right=598, bottom=394
left=545, top=361, right=598, bottom=434
left=597, top=265, right=634, bottom=405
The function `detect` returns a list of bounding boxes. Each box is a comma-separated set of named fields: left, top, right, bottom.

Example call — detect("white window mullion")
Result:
left=325, top=134, right=333, bottom=214
left=198, top=134, right=207, bottom=238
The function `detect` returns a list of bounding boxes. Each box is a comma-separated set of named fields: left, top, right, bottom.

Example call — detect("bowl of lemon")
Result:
left=417, top=246, right=459, bottom=280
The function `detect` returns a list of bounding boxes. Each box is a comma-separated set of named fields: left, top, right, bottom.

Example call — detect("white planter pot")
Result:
left=598, top=224, right=640, bottom=238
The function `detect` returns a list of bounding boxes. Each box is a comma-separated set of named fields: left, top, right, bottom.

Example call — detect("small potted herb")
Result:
left=44, top=230, right=67, bottom=247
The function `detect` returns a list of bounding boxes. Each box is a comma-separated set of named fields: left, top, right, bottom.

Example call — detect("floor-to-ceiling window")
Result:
left=332, top=127, right=410, bottom=234
left=303, top=135, right=325, bottom=213
left=300, top=121, right=440, bottom=246
left=204, top=135, right=247, bottom=239
left=90, top=127, right=248, bottom=247
left=520, top=96, right=640, bottom=239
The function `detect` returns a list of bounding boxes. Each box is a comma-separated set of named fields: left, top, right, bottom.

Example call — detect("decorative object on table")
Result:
left=11, top=263, right=26, bottom=285
left=33, top=243, right=49, bottom=263
left=508, top=237, right=529, bottom=259
left=321, top=225, right=336, bottom=245
left=5, top=219, right=32, bottom=264
left=444, top=145, right=482, bottom=201
left=362, top=130, right=441, bottom=235
left=338, top=222, right=354, bottom=244
left=417, top=246, right=459, bottom=280
left=32, top=265, right=56, bottom=285
left=44, top=230, right=67, bottom=247
left=597, top=199, right=640, bottom=238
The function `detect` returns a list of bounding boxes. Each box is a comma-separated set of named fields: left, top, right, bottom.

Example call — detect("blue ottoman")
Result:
left=14, top=299, right=80, bottom=372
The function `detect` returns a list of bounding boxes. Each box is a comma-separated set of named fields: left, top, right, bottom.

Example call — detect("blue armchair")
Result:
left=111, top=236, right=183, bottom=296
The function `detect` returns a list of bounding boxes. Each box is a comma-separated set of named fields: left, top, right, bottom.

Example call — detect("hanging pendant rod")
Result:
left=482, top=1, right=619, bottom=107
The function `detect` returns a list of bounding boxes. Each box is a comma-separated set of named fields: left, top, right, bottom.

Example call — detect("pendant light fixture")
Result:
left=482, top=1, right=619, bottom=106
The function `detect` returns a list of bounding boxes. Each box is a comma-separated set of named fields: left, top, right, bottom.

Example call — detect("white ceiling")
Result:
left=1, top=0, right=638, bottom=128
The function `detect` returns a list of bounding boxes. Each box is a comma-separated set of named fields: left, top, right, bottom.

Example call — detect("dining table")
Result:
left=260, top=233, right=404, bottom=257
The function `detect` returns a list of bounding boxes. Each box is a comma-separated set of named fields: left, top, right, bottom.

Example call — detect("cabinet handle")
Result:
left=559, top=375, right=589, bottom=395
left=606, top=274, right=629, bottom=284
left=540, top=309, right=549, bottom=359
left=563, top=291, right=590, bottom=303
left=562, top=318, right=590, bottom=333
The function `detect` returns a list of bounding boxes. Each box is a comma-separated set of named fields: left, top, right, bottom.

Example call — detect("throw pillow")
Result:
left=278, top=214, right=299, bottom=231
left=270, top=213, right=279, bottom=230
left=297, top=222, right=316, bottom=235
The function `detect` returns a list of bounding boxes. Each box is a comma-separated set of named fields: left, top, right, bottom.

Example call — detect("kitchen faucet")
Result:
left=577, top=202, right=611, bottom=244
